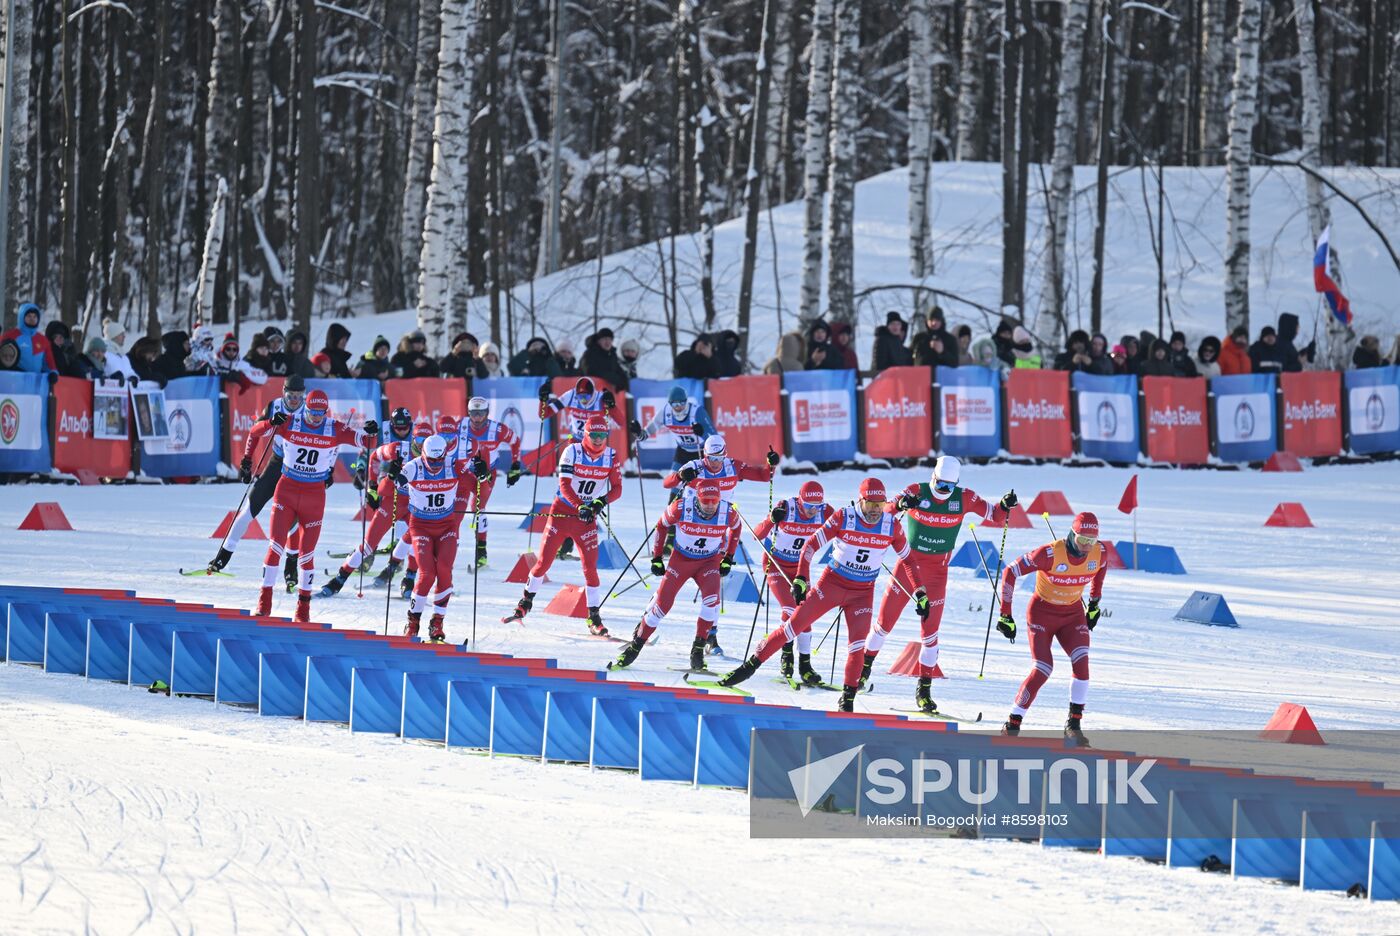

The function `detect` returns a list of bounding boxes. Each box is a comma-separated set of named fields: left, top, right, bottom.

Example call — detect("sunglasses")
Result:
left=934, top=480, right=956, bottom=495
left=1071, top=532, right=1098, bottom=550
left=587, top=431, right=609, bottom=442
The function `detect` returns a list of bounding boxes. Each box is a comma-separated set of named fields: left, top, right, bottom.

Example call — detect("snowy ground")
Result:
left=3, top=461, right=1400, bottom=933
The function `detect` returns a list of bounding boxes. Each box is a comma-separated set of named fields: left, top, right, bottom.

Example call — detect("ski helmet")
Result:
left=667, top=385, right=688, bottom=409
left=703, top=435, right=727, bottom=458
left=468, top=396, right=489, bottom=420
left=390, top=406, right=413, bottom=436
left=422, top=435, right=448, bottom=467
left=798, top=480, right=825, bottom=509
left=583, top=415, right=610, bottom=453
left=931, top=455, right=961, bottom=499
left=303, top=389, right=329, bottom=425
left=435, top=415, right=459, bottom=448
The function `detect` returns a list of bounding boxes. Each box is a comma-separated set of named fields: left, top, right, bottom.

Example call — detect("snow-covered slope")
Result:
left=2, top=462, right=1400, bottom=930
left=239, top=162, right=1400, bottom=374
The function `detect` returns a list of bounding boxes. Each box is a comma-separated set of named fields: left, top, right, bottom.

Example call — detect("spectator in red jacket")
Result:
left=0, top=303, right=57, bottom=378
left=1218, top=325, right=1252, bottom=375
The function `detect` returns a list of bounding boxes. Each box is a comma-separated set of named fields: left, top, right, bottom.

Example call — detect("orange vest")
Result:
left=1032, top=541, right=1103, bottom=605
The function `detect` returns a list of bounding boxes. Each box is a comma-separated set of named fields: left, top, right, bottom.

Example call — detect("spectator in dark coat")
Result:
left=77, top=337, right=108, bottom=380
left=261, top=327, right=289, bottom=376
left=806, top=342, right=833, bottom=370
left=992, top=320, right=1017, bottom=369
left=1276, top=312, right=1312, bottom=372
left=675, top=335, right=719, bottom=380
left=554, top=338, right=580, bottom=377
left=392, top=330, right=439, bottom=378
left=872, top=312, right=913, bottom=370
left=956, top=325, right=976, bottom=366
left=1352, top=335, right=1383, bottom=369
left=804, top=320, right=837, bottom=371
left=1249, top=326, right=1287, bottom=374
left=319, top=322, right=356, bottom=378
left=1117, top=335, right=1141, bottom=375
left=244, top=333, right=277, bottom=378
left=284, top=329, right=316, bottom=379
left=358, top=335, right=396, bottom=383
left=154, top=330, right=192, bottom=383
left=581, top=327, right=632, bottom=389
left=128, top=336, right=162, bottom=384
left=1139, top=340, right=1177, bottom=377
left=1053, top=329, right=1095, bottom=372
left=620, top=339, right=640, bottom=380
left=913, top=307, right=959, bottom=369
left=1134, top=331, right=1158, bottom=372
left=508, top=336, right=563, bottom=378
left=713, top=329, right=744, bottom=377
left=1086, top=333, right=1116, bottom=376
left=440, top=332, right=485, bottom=380
left=1110, top=344, right=1131, bottom=375
left=828, top=322, right=858, bottom=371
left=1167, top=331, right=1198, bottom=378
left=44, top=320, right=84, bottom=378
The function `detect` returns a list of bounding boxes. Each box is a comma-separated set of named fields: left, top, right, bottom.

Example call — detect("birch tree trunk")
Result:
left=1197, top=0, right=1226, bottom=166
left=907, top=0, right=934, bottom=278
left=954, top=0, right=985, bottom=161
left=823, top=0, right=859, bottom=324
left=142, top=0, right=169, bottom=337
left=736, top=0, right=775, bottom=369
left=1222, top=0, right=1261, bottom=335
left=1034, top=0, right=1088, bottom=345
left=291, top=0, right=319, bottom=335
left=400, top=0, right=442, bottom=301
left=798, top=0, right=835, bottom=321
left=687, top=0, right=717, bottom=328
left=59, top=0, right=78, bottom=326
left=1, top=0, right=33, bottom=319
left=192, top=177, right=227, bottom=328
left=204, top=0, right=235, bottom=322
left=415, top=0, right=478, bottom=350
left=762, top=0, right=792, bottom=203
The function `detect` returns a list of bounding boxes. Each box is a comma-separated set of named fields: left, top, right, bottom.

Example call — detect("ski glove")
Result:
left=365, top=487, right=381, bottom=510
left=270, top=410, right=289, bottom=427
left=238, top=456, right=253, bottom=484
left=470, top=455, right=489, bottom=477
left=578, top=498, right=606, bottom=523
left=719, top=557, right=733, bottom=577
left=691, top=423, right=705, bottom=437
left=650, top=557, right=666, bottom=578
left=678, top=465, right=698, bottom=483
left=896, top=493, right=917, bottom=511
left=914, top=589, right=931, bottom=619
left=996, top=613, right=1017, bottom=642
left=601, top=390, right=616, bottom=410
left=1085, top=598, right=1101, bottom=630
left=361, top=419, right=379, bottom=437
left=791, top=575, right=809, bottom=603
left=766, top=447, right=780, bottom=467
left=506, top=461, right=523, bottom=486
left=1000, top=490, right=1018, bottom=510
left=769, top=502, right=788, bottom=523
left=628, top=418, right=643, bottom=437
left=385, top=458, right=404, bottom=484
left=537, top=384, right=552, bottom=402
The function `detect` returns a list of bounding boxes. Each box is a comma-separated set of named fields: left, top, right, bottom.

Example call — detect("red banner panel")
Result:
left=708, top=375, right=784, bottom=464
left=226, top=377, right=284, bottom=467
left=51, top=377, right=131, bottom=478
left=1005, top=369, right=1072, bottom=458
left=1281, top=371, right=1342, bottom=458
left=386, top=378, right=467, bottom=428
left=550, top=376, right=629, bottom=462
left=1142, top=376, right=1209, bottom=465
left=863, top=366, right=932, bottom=459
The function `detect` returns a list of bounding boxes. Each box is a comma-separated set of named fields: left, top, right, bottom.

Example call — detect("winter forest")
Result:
left=0, top=0, right=1397, bottom=370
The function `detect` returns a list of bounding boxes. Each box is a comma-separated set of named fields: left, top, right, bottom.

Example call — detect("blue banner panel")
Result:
left=1211, top=373, right=1277, bottom=463
left=1073, top=372, right=1140, bottom=463
left=935, top=365, right=1001, bottom=457
left=1343, top=365, right=1400, bottom=455
left=783, top=369, right=857, bottom=463
left=0, top=370, right=51, bottom=473
left=473, top=376, right=554, bottom=470
left=140, top=376, right=221, bottom=478
left=632, top=378, right=706, bottom=471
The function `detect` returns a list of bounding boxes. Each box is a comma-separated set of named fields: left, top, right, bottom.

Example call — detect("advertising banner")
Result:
left=1280, top=371, right=1342, bottom=458
left=0, top=371, right=52, bottom=474
left=784, top=369, right=858, bottom=463
left=140, top=376, right=220, bottom=477
left=386, top=378, right=467, bottom=430
left=1142, top=377, right=1209, bottom=465
left=1211, top=373, right=1278, bottom=462
left=52, top=376, right=131, bottom=478
left=307, top=377, right=383, bottom=466
left=225, top=377, right=283, bottom=468
left=631, top=377, right=706, bottom=470
left=709, top=375, right=784, bottom=465
left=863, top=366, right=932, bottom=459
left=1343, top=365, right=1400, bottom=455
left=549, top=376, right=629, bottom=463
left=1005, top=369, right=1071, bottom=458
left=1073, top=372, right=1139, bottom=463
left=92, top=380, right=130, bottom=441
left=474, top=377, right=555, bottom=475
left=935, top=365, right=1001, bottom=457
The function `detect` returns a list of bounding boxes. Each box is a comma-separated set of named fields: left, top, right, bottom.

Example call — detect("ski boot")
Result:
left=256, top=586, right=274, bottom=617
left=294, top=593, right=311, bottom=624
left=609, top=633, right=645, bottom=671
left=704, top=628, right=722, bottom=656
left=208, top=547, right=233, bottom=573
left=857, top=653, right=876, bottom=690
left=1064, top=704, right=1089, bottom=747
left=371, top=558, right=400, bottom=589
left=427, top=614, right=446, bottom=644
left=1001, top=715, right=1022, bottom=737
left=399, top=567, right=417, bottom=600
left=283, top=552, right=299, bottom=593
left=718, top=656, right=760, bottom=688
left=557, top=538, right=576, bottom=561
left=586, top=607, right=608, bottom=637
left=317, top=568, right=350, bottom=598
left=475, top=541, right=488, bottom=569
left=502, top=591, right=534, bottom=625
left=797, top=653, right=824, bottom=688
left=914, top=677, right=937, bottom=715
left=405, top=611, right=422, bottom=637
left=779, top=644, right=795, bottom=678
left=689, top=639, right=708, bottom=673
left=836, top=685, right=858, bottom=713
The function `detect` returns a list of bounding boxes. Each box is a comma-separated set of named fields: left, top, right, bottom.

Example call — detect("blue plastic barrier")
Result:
left=1301, top=809, right=1372, bottom=893
left=595, top=538, right=631, bottom=570
left=402, top=671, right=452, bottom=743
left=1167, top=787, right=1233, bottom=871
left=721, top=573, right=761, bottom=604
left=1113, top=541, right=1187, bottom=575
left=43, top=612, right=88, bottom=676
left=259, top=652, right=309, bottom=717
left=694, top=712, right=814, bottom=789
left=306, top=656, right=359, bottom=724
left=85, top=618, right=129, bottom=682
left=446, top=679, right=492, bottom=749
left=490, top=685, right=549, bottom=757
left=543, top=690, right=596, bottom=763
left=171, top=630, right=222, bottom=696
left=1232, top=797, right=1303, bottom=881
left=591, top=695, right=677, bottom=771
left=1040, top=750, right=1109, bottom=850
left=949, top=539, right=999, bottom=573
left=214, top=638, right=263, bottom=704
left=1371, top=820, right=1400, bottom=901
left=6, top=602, right=47, bottom=664
left=640, top=709, right=700, bottom=782
left=1174, top=591, right=1238, bottom=628
left=350, top=667, right=405, bottom=734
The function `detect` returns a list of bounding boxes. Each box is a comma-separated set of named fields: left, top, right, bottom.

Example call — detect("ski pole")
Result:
left=737, top=543, right=765, bottom=658
left=470, top=471, right=484, bottom=649
left=601, top=506, right=648, bottom=593
left=216, top=430, right=279, bottom=555
left=975, top=519, right=1011, bottom=679
left=384, top=485, right=399, bottom=637
left=731, top=505, right=797, bottom=588
left=609, top=572, right=653, bottom=601
left=356, top=447, right=373, bottom=599
left=600, top=528, right=655, bottom=606
left=966, top=523, right=1003, bottom=601
left=526, top=411, right=547, bottom=554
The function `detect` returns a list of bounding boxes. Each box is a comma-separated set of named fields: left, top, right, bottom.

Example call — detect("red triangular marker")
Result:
left=1264, top=502, right=1313, bottom=528
left=1100, top=541, right=1127, bottom=569
left=18, top=502, right=73, bottom=531
left=544, top=584, right=590, bottom=618
left=210, top=511, right=266, bottom=540
left=981, top=504, right=1032, bottom=529
left=1260, top=702, right=1324, bottom=745
left=505, top=552, right=547, bottom=584
left=1027, top=491, right=1073, bottom=516
left=885, top=641, right=946, bottom=678
left=1263, top=451, right=1303, bottom=472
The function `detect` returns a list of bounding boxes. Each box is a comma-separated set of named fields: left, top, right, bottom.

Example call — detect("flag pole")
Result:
left=1133, top=505, right=1138, bottom=570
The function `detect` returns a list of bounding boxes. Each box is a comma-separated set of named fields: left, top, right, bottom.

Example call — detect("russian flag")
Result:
left=1313, top=226, right=1352, bottom=326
